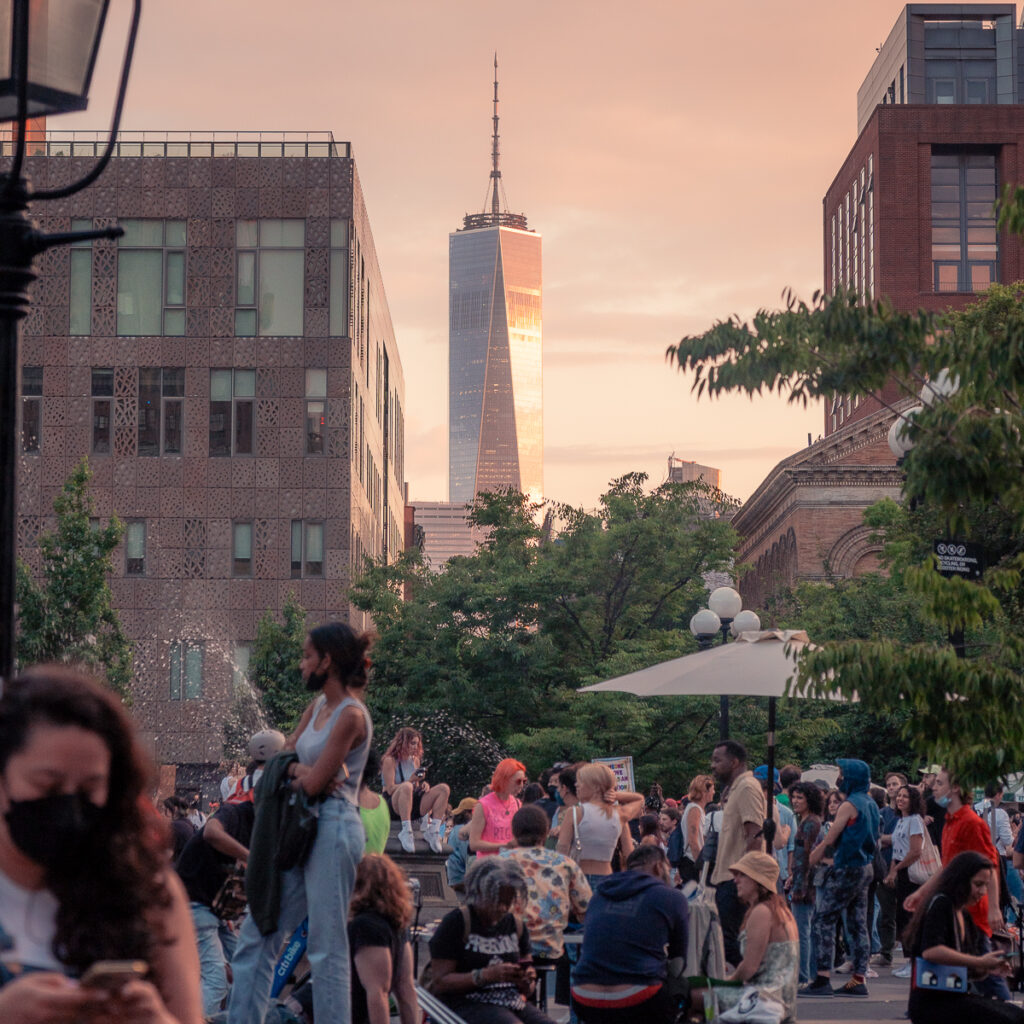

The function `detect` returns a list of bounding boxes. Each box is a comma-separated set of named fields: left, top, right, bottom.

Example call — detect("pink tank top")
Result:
left=477, top=791, right=521, bottom=856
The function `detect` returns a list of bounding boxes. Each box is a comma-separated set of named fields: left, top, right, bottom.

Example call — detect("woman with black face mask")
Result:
left=227, top=621, right=374, bottom=1024
left=0, top=666, right=203, bottom=1024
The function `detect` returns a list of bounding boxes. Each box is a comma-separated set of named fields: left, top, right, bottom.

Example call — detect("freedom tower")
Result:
left=449, top=57, right=542, bottom=504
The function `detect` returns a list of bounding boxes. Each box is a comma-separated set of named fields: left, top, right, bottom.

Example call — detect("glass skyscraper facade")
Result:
left=448, top=223, right=542, bottom=503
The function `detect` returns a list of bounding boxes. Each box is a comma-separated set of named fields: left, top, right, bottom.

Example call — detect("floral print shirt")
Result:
left=498, top=846, right=592, bottom=958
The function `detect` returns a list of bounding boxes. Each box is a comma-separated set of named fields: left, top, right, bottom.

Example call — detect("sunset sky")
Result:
left=63, top=0, right=922, bottom=508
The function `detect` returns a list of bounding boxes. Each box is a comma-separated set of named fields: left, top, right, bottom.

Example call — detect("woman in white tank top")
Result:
left=556, top=763, right=644, bottom=882
left=228, top=622, right=373, bottom=1024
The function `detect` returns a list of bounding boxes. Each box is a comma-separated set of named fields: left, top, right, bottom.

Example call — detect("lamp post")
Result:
left=0, top=0, right=141, bottom=690
left=689, top=585, right=761, bottom=739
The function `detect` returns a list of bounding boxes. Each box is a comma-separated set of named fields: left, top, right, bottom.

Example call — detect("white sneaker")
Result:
left=865, top=968, right=879, bottom=979
left=399, top=827, right=415, bottom=854
left=834, top=961, right=854, bottom=974
left=425, top=827, right=443, bottom=854
left=893, top=963, right=912, bottom=979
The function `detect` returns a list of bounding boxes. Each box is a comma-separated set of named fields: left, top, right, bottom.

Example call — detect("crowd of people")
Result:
left=4, top=644, right=1024, bottom=1024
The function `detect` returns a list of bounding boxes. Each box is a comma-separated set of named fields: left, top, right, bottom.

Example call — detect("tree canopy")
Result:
left=16, top=458, right=134, bottom=698
left=668, top=283, right=1024, bottom=785
left=351, top=475, right=743, bottom=796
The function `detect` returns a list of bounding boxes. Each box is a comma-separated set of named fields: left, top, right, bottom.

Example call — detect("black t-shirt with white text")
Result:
left=428, top=906, right=529, bottom=1009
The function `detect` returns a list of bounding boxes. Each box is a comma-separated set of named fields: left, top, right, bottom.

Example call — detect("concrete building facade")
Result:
left=15, top=131, right=406, bottom=778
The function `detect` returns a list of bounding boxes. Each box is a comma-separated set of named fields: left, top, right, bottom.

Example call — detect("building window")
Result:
left=235, top=219, right=304, bottom=336
left=125, top=520, right=145, bottom=576
left=232, top=643, right=252, bottom=694
left=117, top=219, right=186, bottom=336
left=932, top=151, right=997, bottom=293
left=91, top=367, right=113, bottom=453
left=209, top=369, right=255, bottom=456
left=169, top=640, right=203, bottom=700
left=70, top=218, right=93, bottom=336
left=291, top=520, right=324, bottom=577
left=329, top=219, right=349, bottom=336
left=138, top=367, right=184, bottom=456
left=232, top=521, right=253, bottom=576
left=21, top=365, right=42, bottom=453
left=305, top=369, right=326, bottom=455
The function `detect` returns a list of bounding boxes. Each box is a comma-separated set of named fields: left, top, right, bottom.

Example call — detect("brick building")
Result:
left=738, top=4, right=1024, bottom=607
left=15, top=131, right=406, bottom=782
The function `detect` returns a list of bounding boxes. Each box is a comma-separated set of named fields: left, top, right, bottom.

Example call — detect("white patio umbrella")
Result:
left=578, top=629, right=836, bottom=851
left=578, top=629, right=813, bottom=700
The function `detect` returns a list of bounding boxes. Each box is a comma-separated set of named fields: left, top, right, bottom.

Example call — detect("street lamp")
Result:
left=690, top=585, right=761, bottom=738
left=0, top=0, right=142, bottom=689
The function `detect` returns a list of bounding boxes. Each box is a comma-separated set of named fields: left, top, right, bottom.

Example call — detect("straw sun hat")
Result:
left=729, top=851, right=780, bottom=893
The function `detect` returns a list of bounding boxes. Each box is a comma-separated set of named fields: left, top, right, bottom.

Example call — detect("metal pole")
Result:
left=719, top=694, right=729, bottom=740
left=765, top=695, right=777, bottom=853
left=0, top=310, right=18, bottom=688
left=0, top=180, right=35, bottom=691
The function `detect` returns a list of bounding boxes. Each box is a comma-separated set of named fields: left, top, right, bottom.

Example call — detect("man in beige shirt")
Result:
left=710, top=739, right=766, bottom=966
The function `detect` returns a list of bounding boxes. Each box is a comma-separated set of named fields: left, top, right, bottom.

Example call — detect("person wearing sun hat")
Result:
left=700, top=851, right=799, bottom=1022
left=445, top=797, right=479, bottom=891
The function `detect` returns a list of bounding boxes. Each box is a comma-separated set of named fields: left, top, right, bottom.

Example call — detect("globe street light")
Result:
left=0, top=0, right=142, bottom=689
left=690, top=585, right=761, bottom=738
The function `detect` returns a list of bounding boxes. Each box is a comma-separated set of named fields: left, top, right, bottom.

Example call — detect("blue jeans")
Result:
left=792, top=900, right=815, bottom=985
left=191, top=902, right=238, bottom=1016
left=975, top=933, right=1013, bottom=1002
left=227, top=798, right=365, bottom=1024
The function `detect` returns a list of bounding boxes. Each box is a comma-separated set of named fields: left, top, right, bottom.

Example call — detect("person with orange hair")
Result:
left=469, top=759, right=529, bottom=856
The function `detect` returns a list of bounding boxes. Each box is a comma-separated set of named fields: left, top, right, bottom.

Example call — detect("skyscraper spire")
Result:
left=491, top=52, right=501, bottom=219
left=461, top=55, right=528, bottom=231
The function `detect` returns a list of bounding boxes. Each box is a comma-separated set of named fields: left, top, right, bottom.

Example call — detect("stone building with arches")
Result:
left=732, top=404, right=908, bottom=611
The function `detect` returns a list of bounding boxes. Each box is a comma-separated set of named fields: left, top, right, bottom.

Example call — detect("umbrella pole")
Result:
left=765, top=695, right=776, bottom=854
left=720, top=695, right=729, bottom=740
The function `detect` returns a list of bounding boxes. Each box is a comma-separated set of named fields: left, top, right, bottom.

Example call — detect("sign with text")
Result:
left=594, top=755, right=635, bottom=793
left=934, top=540, right=984, bottom=580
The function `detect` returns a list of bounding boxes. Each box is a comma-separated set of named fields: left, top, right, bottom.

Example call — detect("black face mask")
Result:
left=4, top=792, right=104, bottom=875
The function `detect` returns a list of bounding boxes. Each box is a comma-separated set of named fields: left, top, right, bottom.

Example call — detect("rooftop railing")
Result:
left=0, top=130, right=349, bottom=158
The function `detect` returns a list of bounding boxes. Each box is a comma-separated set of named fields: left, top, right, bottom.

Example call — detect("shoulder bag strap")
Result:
left=572, top=805, right=582, bottom=854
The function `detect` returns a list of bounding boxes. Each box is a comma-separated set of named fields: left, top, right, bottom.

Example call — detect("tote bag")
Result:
left=908, top=824, right=941, bottom=885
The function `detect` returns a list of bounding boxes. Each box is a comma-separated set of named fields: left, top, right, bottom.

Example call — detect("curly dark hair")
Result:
left=0, top=666, right=171, bottom=972
left=897, top=784, right=926, bottom=818
left=789, top=781, right=824, bottom=818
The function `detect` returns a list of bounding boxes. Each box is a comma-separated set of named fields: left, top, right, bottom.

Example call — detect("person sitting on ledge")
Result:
left=381, top=728, right=451, bottom=854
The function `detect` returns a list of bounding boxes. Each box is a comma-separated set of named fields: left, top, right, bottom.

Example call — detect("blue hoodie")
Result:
left=572, top=869, right=689, bottom=986
left=834, top=758, right=880, bottom=870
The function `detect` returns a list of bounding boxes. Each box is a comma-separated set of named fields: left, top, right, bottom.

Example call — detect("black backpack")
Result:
left=699, top=808, right=721, bottom=874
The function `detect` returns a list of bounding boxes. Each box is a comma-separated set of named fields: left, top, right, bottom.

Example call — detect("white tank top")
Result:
left=294, top=695, right=372, bottom=802
left=576, top=802, right=621, bottom=862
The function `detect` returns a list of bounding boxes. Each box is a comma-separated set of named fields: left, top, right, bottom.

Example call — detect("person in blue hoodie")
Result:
left=570, top=845, right=688, bottom=1024
left=803, top=759, right=880, bottom=999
